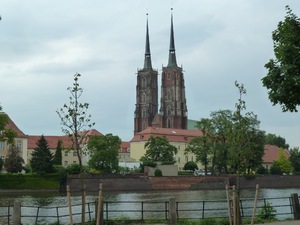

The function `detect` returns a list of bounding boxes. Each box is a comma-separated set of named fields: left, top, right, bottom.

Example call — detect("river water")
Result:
left=0, top=188, right=300, bottom=225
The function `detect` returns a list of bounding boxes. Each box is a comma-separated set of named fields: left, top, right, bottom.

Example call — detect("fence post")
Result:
left=291, top=193, right=300, bottom=220
left=169, top=198, right=177, bottom=225
left=13, top=201, right=21, bottom=225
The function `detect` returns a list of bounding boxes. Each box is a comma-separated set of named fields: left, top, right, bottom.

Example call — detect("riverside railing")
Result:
left=0, top=194, right=299, bottom=225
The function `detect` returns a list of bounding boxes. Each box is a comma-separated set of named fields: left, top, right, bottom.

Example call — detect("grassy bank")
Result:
left=0, top=173, right=62, bottom=189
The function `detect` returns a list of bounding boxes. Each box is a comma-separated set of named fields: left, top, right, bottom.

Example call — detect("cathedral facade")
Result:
left=134, top=13, right=188, bottom=134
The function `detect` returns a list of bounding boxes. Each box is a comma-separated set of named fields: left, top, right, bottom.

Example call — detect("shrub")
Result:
left=257, top=202, right=277, bottom=222
left=256, top=165, right=269, bottom=175
left=66, top=163, right=81, bottom=174
left=154, top=168, right=162, bottom=176
left=183, top=161, right=198, bottom=171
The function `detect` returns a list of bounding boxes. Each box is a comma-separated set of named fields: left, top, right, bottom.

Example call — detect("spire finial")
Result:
left=167, top=8, right=177, bottom=67
left=143, top=13, right=152, bottom=69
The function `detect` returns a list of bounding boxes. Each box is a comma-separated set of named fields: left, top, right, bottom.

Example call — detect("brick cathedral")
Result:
left=134, top=13, right=188, bottom=134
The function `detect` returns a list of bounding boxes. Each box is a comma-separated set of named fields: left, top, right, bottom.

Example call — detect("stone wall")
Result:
left=66, top=174, right=300, bottom=193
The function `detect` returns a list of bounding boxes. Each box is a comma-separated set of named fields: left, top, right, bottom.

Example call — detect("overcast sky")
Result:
left=1, top=0, right=300, bottom=148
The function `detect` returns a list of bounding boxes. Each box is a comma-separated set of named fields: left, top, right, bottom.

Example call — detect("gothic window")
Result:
left=167, top=73, right=170, bottom=80
left=143, top=108, right=147, bottom=118
left=167, top=106, right=171, bottom=116
left=142, top=93, right=146, bottom=102
left=8, top=144, right=13, bottom=151
left=167, top=91, right=171, bottom=100
left=167, top=117, right=171, bottom=128
left=142, top=121, right=146, bottom=130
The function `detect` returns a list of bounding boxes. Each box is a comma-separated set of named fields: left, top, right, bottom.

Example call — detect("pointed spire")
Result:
left=167, top=9, right=177, bottom=67
left=143, top=14, right=152, bottom=69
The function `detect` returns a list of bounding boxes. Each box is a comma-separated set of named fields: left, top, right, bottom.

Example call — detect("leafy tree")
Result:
left=66, top=163, right=81, bottom=174
left=270, top=161, right=282, bottom=175
left=186, top=118, right=213, bottom=175
left=53, top=140, right=63, bottom=165
left=210, top=110, right=233, bottom=174
left=142, top=136, right=177, bottom=162
left=87, top=134, right=121, bottom=173
left=262, top=6, right=300, bottom=112
left=4, top=147, right=24, bottom=173
left=265, top=133, right=289, bottom=149
left=30, top=135, right=54, bottom=173
left=289, top=147, right=300, bottom=172
left=256, top=165, right=269, bottom=175
left=183, top=161, right=198, bottom=171
left=57, top=73, right=94, bottom=224
left=275, top=148, right=293, bottom=174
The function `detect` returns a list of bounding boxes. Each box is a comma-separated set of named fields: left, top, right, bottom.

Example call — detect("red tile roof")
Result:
left=4, top=114, right=27, bottom=138
left=28, top=129, right=103, bottom=149
left=130, top=127, right=202, bottom=143
left=263, top=144, right=290, bottom=164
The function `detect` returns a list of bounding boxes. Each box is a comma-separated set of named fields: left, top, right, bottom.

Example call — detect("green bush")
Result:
left=66, top=163, right=81, bottom=174
left=154, top=168, right=162, bottom=176
left=183, top=161, right=198, bottom=171
left=256, top=165, right=269, bottom=174
left=257, top=202, right=277, bottom=222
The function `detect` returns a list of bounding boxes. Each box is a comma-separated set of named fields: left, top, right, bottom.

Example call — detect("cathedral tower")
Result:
left=159, top=12, right=188, bottom=129
left=134, top=17, right=158, bottom=134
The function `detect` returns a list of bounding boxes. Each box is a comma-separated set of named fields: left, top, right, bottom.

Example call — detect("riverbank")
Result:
left=66, top=174, right=300, bottom=192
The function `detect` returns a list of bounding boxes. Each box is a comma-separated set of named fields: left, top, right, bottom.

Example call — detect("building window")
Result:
left=167, top=117, right=171, bottom=128
left=73, top=161, right=76, bottom=164
left=64, top=151, right=68, bottom=157
left=127, top=148, right=130, bottom=152
left=73, top=151, right=77, bottom=157
left=64, top=161, right=68, bottom=167
left=8, top=144, right=13, bottom=151
left=142, top=93, right=146, bottom=102
left=185, top=156, right=188, bottom=162
left=191, top=156, right=194, bottom=162
left=177, top=145, right=181, bottom=150
left=178, top=157, right=180, bottom=163
left=16, top=141, right=22, bottom=151
left=0, top=141, right=5, bottom=151
left=118, top=148, right=122, bottom=153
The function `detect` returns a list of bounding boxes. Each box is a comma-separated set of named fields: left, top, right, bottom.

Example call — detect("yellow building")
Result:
left=130, top=126, right=202, bottom=170
left=0, top=114, right=28, bottom=164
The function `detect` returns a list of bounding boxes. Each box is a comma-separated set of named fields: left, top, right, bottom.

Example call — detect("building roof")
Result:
left=130, top=126, right=202, bottom=143
left=263, top=144, right=290, bottom=164
left=4, top=114, right=27, bottom=138
left=28, top=129, right=103, bottom=149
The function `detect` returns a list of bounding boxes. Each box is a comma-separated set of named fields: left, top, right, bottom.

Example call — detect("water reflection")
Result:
left=1, top=188, right=299, bottom=207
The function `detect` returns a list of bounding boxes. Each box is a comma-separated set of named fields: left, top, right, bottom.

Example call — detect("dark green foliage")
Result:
left=30, top=135, right=54, bottom=173
left=265, top=133, right=289, bottom=149
left=154, top=168, right=162, bottom=176
left=256, top=165, right=269, bottom=175
left=289, top=147, right=300, bottom=172
left=143, top=136, right=177, bottom=162
left=257, top=202, right=277, bottom=222
left=4, top=148, right=24, bottom=173
left=0, top=173, right=61, bottom=189
left=53, top=139, right=63, bottom=165
left=270, top=161, right=282, bottom=175
left=66, top=163, right=81, bottom=174
left=139, top=157, right=157, bottom=172
left=0, top=157, right=3, bottom=171
left=262, top=6, right=300, bottom=112
left=87, top=134, right=121, bottom=173
left=183, top=161, right=198, bottom=171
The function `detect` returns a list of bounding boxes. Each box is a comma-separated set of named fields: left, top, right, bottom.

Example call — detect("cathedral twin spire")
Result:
left=134, top=11, right=187, bottom=134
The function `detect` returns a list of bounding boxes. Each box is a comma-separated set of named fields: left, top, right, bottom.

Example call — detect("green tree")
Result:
left=289, top=147, right=300, bottom=173
left=275, top=148, right=293, bottom=174
left=265, top=133, right=289, bottom=149
left=183, top=161, right=198, bottom=171
left=53, top=140, right=63, bottom=165
left=210, top=110, right=233, bottom=174
left=262, top=6, right=300, bottom=112
left=186, top=118, right=213, bottom=175
left=30, top=135, right=54, bottom=173
left=143, top=136, right=177, bottom=162
left=87, top=134, right=121, bottom=173
left=4, top=147, right=24, bottom=173
left=270, top=161, right=282, bottom=175
left=57, top=73, right=94, bottom=224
